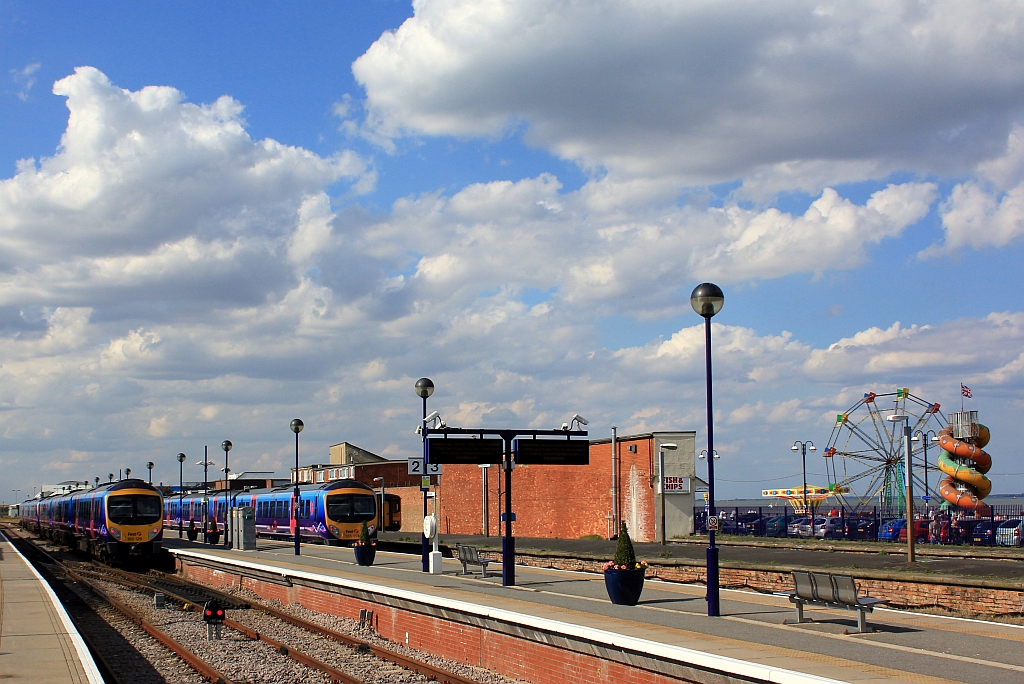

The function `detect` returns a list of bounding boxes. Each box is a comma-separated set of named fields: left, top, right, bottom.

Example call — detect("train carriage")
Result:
left=19, top=479, right=164, bottom=562
left=166, top=479, right=396, bottom=545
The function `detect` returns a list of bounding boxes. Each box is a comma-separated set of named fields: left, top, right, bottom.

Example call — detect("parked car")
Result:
left=796, top=517, right=826, bottom=538
left=845, top=518, right=878, bottom=541
left=815, top=517, right=845, bottom=540
left=878, top=519, right=904, bottom=541
left=763, top=515, right=789, bottom=537
left=996, top=519, right=1024, bottom=546
left=951, top=518, right=983, bottom=544
left=735, top=511, right=764, bottom=535
left=898, top=520, right=929, bottom=543
left=786, top=517, right=809, bottom=537
left=970, top=521, right=997, bottom=545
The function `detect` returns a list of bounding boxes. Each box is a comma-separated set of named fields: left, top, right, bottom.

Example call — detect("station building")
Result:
left=433, top=431, right=699, bottom=542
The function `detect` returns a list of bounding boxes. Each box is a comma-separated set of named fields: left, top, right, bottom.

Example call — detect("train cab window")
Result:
left=327, top=493, right=376, bottom=523
left=107, top=495, right=162, bottom=525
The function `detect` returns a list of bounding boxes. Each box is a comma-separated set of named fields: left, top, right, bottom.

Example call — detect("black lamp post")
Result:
left=177, top=453, right=186, bottom=538
left=690, top=282, right=724, bottom=617
left=791, top=441, right=816, bottom=533
left=147, top=461, right=155, bottom=484
left=414, top=377, right=434, bottom=573
left=222, top=440, right=232, bottom=548
left=197, top=449, right=214, bottom=543
left=125, top=467, right=131, bottom=480
left=290, top=420, right=303, bottom=556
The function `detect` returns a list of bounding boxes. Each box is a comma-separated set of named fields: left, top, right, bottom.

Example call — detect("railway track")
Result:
left=6, top=525, right=512, bottom=684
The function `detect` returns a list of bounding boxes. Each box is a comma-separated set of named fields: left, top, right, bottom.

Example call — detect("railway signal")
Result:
left=203, top=599, right=225, bottom=640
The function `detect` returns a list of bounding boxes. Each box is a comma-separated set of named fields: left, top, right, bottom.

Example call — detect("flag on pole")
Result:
left=961, top=383, right=972, bottom=398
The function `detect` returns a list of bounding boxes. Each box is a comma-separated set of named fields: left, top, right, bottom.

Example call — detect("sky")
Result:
left=3, top=0, right=1024, bottom=504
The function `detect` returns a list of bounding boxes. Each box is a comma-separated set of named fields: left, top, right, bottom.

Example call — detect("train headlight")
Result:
left=109, top=527, right=121, bottom=540
left=149, top=527, right=160, bottom=540
left=329, top=525, right=340, bottom=537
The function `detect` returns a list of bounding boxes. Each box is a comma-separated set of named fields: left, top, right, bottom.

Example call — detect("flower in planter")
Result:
left=605, top=522, right=647, bottom=571
left=353, top=520, right=377, bottom=547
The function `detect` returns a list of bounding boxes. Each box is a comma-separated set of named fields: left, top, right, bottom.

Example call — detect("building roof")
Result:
left=590, top=430, right=696, bottom=445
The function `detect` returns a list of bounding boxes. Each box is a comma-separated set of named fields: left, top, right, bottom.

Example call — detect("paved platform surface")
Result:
left=380, top=532, right=1024, bottom=581
left=0, top=531, right=102, bottom=684
left=168, top=538, right=1024, bottom=684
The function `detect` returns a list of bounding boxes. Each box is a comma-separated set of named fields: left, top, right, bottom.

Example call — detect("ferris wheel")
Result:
left=823, top=389, right=947, bottom=513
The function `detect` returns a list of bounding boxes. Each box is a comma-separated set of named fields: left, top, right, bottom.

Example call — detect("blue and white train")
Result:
left=20, top=479, right=164, bottom=562
left=164, top=479, right=401, bottom=545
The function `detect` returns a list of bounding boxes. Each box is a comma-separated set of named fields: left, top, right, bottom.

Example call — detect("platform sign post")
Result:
left=425, top=429, right=588, bottom=586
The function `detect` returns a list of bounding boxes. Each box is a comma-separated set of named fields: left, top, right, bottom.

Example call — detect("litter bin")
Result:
left=231, top=506, right=256, bottom=550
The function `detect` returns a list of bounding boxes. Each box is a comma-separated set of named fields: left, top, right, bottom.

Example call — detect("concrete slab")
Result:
left=0, top=531, right=103, bottom=684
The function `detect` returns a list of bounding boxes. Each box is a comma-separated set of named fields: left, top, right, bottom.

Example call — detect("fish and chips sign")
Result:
left=663, top=476, right=692, bottom=494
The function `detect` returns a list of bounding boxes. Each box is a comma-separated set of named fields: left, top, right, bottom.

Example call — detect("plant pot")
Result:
left=604, top=568, right=645, bottom=605
left=186, top=529, right=198, bottom=542
left=353, top=544, right=376, bottom=566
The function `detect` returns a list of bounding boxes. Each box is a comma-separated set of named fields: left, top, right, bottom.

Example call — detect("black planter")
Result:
left=186, top=529, right=198, bottom=542
left=604, top=568, right=645, bottom=605
left=353, top=544, right=376, bottom=566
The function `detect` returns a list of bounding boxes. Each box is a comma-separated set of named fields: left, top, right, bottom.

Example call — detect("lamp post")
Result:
left=373, top=476, right=385, bottom=531
left=221, top=441, right=232, bottom=548
left=480, top=464, right=490, bottom=537
left=197, top=450, right=214, bottom=543
left=659, top=443, right=678, bottom=544
left=147, top=462, right=155, bottom=484
left=691, top=282, right=724, bottom=617
left=94, top=477, right=100, bottom=488
left=888, top=413, right=914, bottom=562
left=12, top=490, right=19, bottom=505
left=414, top=377, right=434, bottom=573
left=290, top=420, right=303, bottom=556
left=177, top=453, right=186, bottom=538
left=912, top=431, right=939, bottom=504
left=791, top=441, right=817, bottom=525
left=125, top=468, right=131, bottom=480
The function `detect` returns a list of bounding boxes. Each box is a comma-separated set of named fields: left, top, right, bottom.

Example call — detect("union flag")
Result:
left=961, top=383, right=972, bottom=398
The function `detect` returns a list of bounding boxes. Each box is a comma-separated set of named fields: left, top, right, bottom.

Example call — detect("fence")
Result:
left=692, top=503, right=1024, bottom=545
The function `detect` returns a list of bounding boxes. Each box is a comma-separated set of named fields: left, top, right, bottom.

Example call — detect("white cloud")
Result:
left=355, top=0, right=1024, bottom=188
left=10, top=62, right=40, bottom=101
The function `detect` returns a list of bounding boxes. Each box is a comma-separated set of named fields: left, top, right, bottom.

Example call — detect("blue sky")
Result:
left=3, top=1, right=1024, bottom=503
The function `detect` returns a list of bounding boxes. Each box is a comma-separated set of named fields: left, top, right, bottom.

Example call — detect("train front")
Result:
left=322, top=481, right=378, bottom=544
left=102, top=480, right=164, bottom=560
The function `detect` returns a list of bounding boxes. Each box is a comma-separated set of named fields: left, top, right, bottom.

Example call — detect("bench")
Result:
left=455, top=543, right=492, bottom=578
left=786, top=571, right=887, bottom=633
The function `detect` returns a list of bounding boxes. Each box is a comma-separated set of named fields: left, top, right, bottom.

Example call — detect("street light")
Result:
left=888, top=413, right=914, bottom=562
left=177, top=453, right=186, bottom=538
left=147, top=461, right=155, bottom=484
left=691, top=282, right=724, bottom=617
left=12, top=490, right=19, bottom=505
left=414, top=378, right=434, bottom=573
left=108, top=473, right=114, bottom=483
left=791, top=441, right=817, bottom=522
left=912, top=431, right=940, bottom=503
left=197, top=450, right=215, bottom=543
left=290, top=420, right=303, bottom=556
left=222, top=440, right=232, bottom=549
left=698, top=450, right=720, bottom=459
left=659, top=443, right=678, bottom=545
left=125, top=467, right=131, bottom=479
left=373, top=477, right=385, bottom=532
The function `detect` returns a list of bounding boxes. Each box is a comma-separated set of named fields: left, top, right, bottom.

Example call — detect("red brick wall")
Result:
left=180, top=560, right=700, bottom=684
left=436, top=438, right=658, bottom=541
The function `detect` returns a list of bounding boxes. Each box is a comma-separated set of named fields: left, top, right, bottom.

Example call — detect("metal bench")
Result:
left=455, top=543, right=491, bottom=577
left=788, top=571, right=886, bottom=633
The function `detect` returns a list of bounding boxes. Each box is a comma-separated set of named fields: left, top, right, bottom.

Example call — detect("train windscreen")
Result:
left=107, top=494, right=162, bottom=525
left=326, top=494, right=376, bottom=523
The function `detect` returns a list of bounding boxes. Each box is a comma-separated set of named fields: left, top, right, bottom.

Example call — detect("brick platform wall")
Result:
left=179, top=561, right=702, bottom=684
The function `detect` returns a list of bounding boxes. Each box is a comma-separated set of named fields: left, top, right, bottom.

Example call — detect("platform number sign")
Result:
left=408, top=457, right=443, bottom=475
left=707, top=515, right=720, bottom=532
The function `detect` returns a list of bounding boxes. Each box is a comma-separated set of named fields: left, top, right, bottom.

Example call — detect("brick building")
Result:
left=434, top=431, right=698, bottom=542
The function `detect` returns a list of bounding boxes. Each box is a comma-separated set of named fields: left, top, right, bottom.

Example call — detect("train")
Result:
left=19, top=479, right=164, bottom=562
left=163, top=479, right=402, bottom=545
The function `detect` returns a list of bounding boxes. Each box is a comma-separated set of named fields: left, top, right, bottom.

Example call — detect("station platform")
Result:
left=0, top=531, right=103, bottom=684
left=166, top=538, right=1024, bottom=684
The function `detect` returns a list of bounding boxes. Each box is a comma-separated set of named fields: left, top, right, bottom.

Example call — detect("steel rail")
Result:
left=147, top=569, right=482, bottom=684
left=4, top=528, right=234, bottom=684
left=223, top=617, right=360, bottom=684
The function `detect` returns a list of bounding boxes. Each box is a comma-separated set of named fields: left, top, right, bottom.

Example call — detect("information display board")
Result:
left=427, top=438, right=504, bottom=464
left=514, top=439, right=589, bottom=465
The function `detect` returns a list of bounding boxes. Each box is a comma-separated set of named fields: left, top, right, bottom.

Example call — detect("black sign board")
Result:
left=427, top=438, right=504, bottom=464
left=514, top=439, right=589, bottom=465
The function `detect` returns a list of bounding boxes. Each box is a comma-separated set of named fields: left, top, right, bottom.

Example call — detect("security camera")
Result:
left=423, top=410, right=439, bottom=424
left=572, top=413, right=589, bottom=426
left=561, top=422, right=570, bottom=430
left=414, top=425, right=422, bottom=435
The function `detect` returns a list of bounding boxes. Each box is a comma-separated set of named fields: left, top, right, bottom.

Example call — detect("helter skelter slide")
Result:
left=937, top=410, right=993, bottom=511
